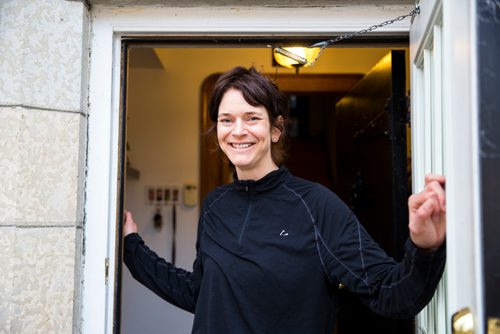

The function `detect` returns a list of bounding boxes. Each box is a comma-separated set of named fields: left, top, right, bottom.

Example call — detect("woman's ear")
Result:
left=271, top=116, right=284, bottom=141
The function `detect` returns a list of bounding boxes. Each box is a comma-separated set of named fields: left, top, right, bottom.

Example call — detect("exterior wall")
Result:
left=0, top=0, right=89, bottom=333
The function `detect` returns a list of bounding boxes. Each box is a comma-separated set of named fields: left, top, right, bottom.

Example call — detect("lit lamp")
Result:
left=273, top=46, right=323, bottom=69
left=272, top=6, right=420, bottom=70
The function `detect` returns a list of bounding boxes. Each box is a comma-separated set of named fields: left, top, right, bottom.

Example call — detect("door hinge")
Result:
left=105, top=258, right=109, bottom=284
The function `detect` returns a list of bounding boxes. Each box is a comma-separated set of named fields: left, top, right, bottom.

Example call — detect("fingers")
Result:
left=124, top=210, right=136, bottom=223
left=425, top=174, right=445, bottom=186
left=408, top=191, right=426, bottom=210
left=415, top=193, right=441, bottom=221
left=409, top=175, right=446, bottom=223
left=424, top=175, right=446, bottom=211
left=410, top=175, right=446, bottom=207
left=123, top=210, right=138, bottom=236
left=425, top=173, right=446, bottom=183
left=409, top=175, right=447, bottom=250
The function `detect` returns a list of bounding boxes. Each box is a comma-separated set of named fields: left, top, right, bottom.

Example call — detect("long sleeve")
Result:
left=123, top=233, right=202, bottom=313
left=315, top=193, right=446, bottom=319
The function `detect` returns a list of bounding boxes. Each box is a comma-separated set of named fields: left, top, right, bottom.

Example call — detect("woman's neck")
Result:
left=235, top=164, right=279, bottom=181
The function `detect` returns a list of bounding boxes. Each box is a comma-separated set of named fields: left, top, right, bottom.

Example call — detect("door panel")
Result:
left=410, top=2, right=449, bottom=333
left=335, top=51, right=412, bottom=334
left=410, top=0, right=484, bottom=333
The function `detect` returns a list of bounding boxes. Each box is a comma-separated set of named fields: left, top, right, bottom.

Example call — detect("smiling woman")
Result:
left=123, top=65, right=447, bottom=334
left=212, top=68, right=285, bottom=180
left=208, top=66, right=289, bottom=173
left=216, top=89, right=277, bottom=181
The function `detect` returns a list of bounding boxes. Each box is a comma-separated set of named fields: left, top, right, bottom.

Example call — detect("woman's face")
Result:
left=217, top=88, right=281, bottom=180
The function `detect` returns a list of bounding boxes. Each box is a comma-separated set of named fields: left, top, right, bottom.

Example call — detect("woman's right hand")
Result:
left=123, top=210, right=138, bottom=236
left=408, top=174, right=446, bottom=251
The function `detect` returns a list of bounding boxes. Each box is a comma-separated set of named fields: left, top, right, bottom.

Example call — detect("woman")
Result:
left=124, top=66, right=446, bottom=334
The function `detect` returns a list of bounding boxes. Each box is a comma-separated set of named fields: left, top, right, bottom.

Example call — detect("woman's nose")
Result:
left=232, top=118, right=247, bottom=135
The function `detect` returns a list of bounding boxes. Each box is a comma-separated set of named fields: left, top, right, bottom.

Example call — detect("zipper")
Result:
left=238, top=186, right=252, bottom=245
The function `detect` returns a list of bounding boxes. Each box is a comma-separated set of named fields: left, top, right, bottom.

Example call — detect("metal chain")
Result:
left=310, top=7, right=420, bottom=48
left=274, top=6, right=420, bottom=67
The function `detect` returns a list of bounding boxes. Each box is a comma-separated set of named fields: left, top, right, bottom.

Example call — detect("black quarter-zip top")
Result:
left=124, top=166, right=446, bottom=334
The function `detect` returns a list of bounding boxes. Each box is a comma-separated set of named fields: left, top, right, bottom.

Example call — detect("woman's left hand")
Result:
left=408, top=174, right=446, bottom=251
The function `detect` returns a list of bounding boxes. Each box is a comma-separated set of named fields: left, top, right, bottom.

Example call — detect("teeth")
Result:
left=232, top=143, right=251, bottom=148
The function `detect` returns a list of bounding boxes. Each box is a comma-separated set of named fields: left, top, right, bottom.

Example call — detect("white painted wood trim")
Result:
left=409, top=0, right=441, bottom=65
left=431, top=23, right=448, bottom=334
left=411, top=64, right=425, bottom=191
left=82, top=17, right=114, bottom=334
left=423, top=48, right=433, bottom=174
left=470, top=0, right=484, bottom=331
left=92, top=5, right=413, bottom=35
left=84, top=4, right=414, bottom=333
left=442, top=0, right=483, bottom=332
left=412, top=30, right=449, bottom=334
left=410, top=1, right=449, bottom=333
left=432, top=24, right=443, bottom=175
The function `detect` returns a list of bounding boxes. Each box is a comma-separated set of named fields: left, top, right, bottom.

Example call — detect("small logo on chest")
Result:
left=280, top=229, right=289, bottom=236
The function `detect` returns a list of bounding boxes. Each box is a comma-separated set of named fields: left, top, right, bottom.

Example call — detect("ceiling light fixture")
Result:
left=273, top=46, right=323, bottom=69
left=273, top=5, right=420, bottom=70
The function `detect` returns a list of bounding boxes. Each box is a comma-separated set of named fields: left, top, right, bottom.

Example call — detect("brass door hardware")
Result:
left=452, top=308, right=474, bottom=334
left=488, top=318, right=500, bottom=334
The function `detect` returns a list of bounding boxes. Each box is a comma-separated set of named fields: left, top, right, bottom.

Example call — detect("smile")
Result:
left=231, top=143, right=253, bottom=149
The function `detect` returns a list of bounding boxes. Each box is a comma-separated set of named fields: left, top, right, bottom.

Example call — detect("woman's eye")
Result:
left=218, top=118, right=231, bottom=123
left=248, top=117, right=260, bottom=122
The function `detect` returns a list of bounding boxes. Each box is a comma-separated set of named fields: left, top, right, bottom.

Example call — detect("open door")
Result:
left=409, top=0, right=499, bottom=333
left=409, top=2, right=448, bottom=333
left=334, top=50, right=412, bottom=334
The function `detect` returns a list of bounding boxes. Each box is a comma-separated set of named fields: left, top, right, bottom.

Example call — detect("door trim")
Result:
left=441, top=0, right=483, bottom=331
left=85, top=4, right=413, bottom=333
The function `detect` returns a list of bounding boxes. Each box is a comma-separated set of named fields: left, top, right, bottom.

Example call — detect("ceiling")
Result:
left=87, top=0, right=414, bottom=7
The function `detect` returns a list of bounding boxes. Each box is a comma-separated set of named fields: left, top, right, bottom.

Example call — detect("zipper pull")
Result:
left=245, top=185, right=249, bottom=191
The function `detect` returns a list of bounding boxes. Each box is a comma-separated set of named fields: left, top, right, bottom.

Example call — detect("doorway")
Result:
left=119, top=44, right=410, bottom=334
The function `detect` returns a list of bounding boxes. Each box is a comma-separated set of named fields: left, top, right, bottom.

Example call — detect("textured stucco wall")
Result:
left=0, top=0, right=89, bottom=333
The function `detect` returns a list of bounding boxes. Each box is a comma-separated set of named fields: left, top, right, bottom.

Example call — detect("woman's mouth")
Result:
left=231, top=143, right=253, bottom=149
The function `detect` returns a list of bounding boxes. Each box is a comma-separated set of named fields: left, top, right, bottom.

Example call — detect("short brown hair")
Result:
left=208, top=66, right=290, bottom=165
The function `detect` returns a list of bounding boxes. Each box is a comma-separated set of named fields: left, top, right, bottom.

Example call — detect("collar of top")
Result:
left=233, top=165, right=289, bottom=193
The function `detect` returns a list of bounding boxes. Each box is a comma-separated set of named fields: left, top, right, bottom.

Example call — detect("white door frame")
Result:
left=410, top=0, right=482, bottom=332
left=84, top=4, right=414, bottom=333
left=441, top=0, right=483, bottom=331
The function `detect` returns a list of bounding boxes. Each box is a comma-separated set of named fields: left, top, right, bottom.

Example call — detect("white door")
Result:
left=409, top=0, right=483, bottom=333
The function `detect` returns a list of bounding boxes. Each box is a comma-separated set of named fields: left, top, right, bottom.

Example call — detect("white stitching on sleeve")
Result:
left=282, top=184, right=373, bottom=289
